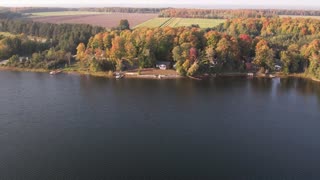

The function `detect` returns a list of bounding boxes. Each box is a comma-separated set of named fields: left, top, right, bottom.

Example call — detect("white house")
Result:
left=156, top=61, right=171, bottom=70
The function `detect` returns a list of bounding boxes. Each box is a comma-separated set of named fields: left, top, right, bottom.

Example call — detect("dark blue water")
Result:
left=0, top=71, right=320, bottom=180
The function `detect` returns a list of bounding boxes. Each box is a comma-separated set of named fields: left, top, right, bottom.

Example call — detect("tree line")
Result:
left=0, top=19, right=105, bottom=69
left=0, top=11, right=22, bottom=19
left=0, top=19, right=105, bottom=53
left=75, top=17, right=320, bottom=78
left=9, top=7, right=76, bottom=13
left=10, top=7, right=320, bottom=18
left=2, top=16, right=320, bottom=79
left=0, top=34, right=73, bottom=70
left=80, top=7, right=165, bottom=14
left=10, top=7, right=164, bottom=14
left=0, top=34, right=49, bottom=59
left=159, top=9, right=320, bottom=19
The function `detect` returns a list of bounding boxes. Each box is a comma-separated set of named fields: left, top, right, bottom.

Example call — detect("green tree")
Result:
left=187, top=62, right=200, bottom=76
left=65, top=52, right=72, bottom=66
left=118, top=19, right=130, bottom=30
left=253, top=39, right=275, bottom=71
left=280, top=44, right=302, bottom=74
left=308, top=53, right=320, bottom=79
left=31, top=53, right=42, bottom=64
left=172, top=46, right=183, bottom=62
left=8, top=55, right=19, bottom=66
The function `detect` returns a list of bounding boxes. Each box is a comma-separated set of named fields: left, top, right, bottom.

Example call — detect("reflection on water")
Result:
left=0, top=71, right=320, bottom=179
left=250, top=77, right=273, bottom=92
left=278, top=77, right=320, bottom=106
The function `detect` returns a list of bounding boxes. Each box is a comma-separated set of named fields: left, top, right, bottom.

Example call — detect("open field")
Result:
left=27, top=11, right=110, bottom=17
left=280, top=15, right=320, bottom=19
left=134, top=18, right=169, bottom=28
left=31, top=13, right=158, bottom=28
left=135, top=18, right=225, bottom=29
left=0, top=32, right=15, bottom=37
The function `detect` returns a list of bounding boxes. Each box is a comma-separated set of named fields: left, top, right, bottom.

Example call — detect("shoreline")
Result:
left=0, top=66, right=49, bottom=73
left=1, top=66, right=319, bottom=82
left=286, top=73, right=320, bottom=82
left=0, top=66, right=183, bottom=79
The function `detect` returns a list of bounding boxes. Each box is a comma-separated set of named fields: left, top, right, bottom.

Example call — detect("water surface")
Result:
left=0, top=71, right=320, bottom=179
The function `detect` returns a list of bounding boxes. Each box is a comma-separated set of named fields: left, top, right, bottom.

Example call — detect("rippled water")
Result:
left=0, top=71, right=320, bottom=179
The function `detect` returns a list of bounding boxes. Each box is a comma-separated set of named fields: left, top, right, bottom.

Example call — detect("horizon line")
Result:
left=2, top=4, right=320, bottom=10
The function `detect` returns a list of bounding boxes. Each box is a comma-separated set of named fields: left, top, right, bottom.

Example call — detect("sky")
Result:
left=1, top=0, right=320, bottom=9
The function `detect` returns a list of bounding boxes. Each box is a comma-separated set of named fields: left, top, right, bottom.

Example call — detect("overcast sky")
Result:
left=2, top=0, right=320, bottom=9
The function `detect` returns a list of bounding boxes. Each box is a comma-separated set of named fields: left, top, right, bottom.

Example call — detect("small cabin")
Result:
left=160, top=64, right=167, bottom=70
left=19, top=57, right=28, bottom=63
left=156, top=61, right=171, bottom=70
left=275, top=65, right=282, bottom=71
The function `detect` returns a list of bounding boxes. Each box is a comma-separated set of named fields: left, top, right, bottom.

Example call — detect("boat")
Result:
left=115, top=72, right=124, bottom=79
left=50, top=70, right=62, bottom=75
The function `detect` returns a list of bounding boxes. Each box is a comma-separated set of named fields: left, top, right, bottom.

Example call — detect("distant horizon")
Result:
left=2, top=4, right=320, bottom=10
left=1, top=0, right=320, bottom=10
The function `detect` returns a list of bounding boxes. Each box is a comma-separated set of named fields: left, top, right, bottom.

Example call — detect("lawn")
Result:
left=177, top=18, right=224, bottom=28
left=135, top=18, right=225, bottom=29
left=134, top=18, right=170, bottom=28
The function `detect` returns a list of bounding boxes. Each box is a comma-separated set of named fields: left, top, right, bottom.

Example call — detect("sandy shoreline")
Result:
left=0, top=66, right=183, bottom=79
left=1, top=66, right=319, bottom=82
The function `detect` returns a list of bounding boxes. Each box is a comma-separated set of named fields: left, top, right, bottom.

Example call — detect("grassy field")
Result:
left=135, top=18, right=225, bottom=29
left=280, top=15, right=320, bottom=19
left=134, top=18, right=169, bottom=28
left=27, top=11, right=110, bottom=17
left=0, top=32, right=15, bottom=37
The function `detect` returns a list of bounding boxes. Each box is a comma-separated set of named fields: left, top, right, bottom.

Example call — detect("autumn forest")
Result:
left=1, top=8, right=320, bottom=79
left=76, top=17, right=320, bottom=79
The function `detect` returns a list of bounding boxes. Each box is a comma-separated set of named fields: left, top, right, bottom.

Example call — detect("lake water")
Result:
left=0, top=71, right=320, bottom=180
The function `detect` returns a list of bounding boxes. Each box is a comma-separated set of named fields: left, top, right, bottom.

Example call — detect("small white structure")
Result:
left=156, top=61, right=171, bottom=70
left=159, top=64, right=167, bottom=70
left=275, top=65, right=282, bottom=71
left=18, top=57, right=29, bottom=63
left=50, top=70, right=62, bottom=75
left=115, top=72, right=124, bottom=79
